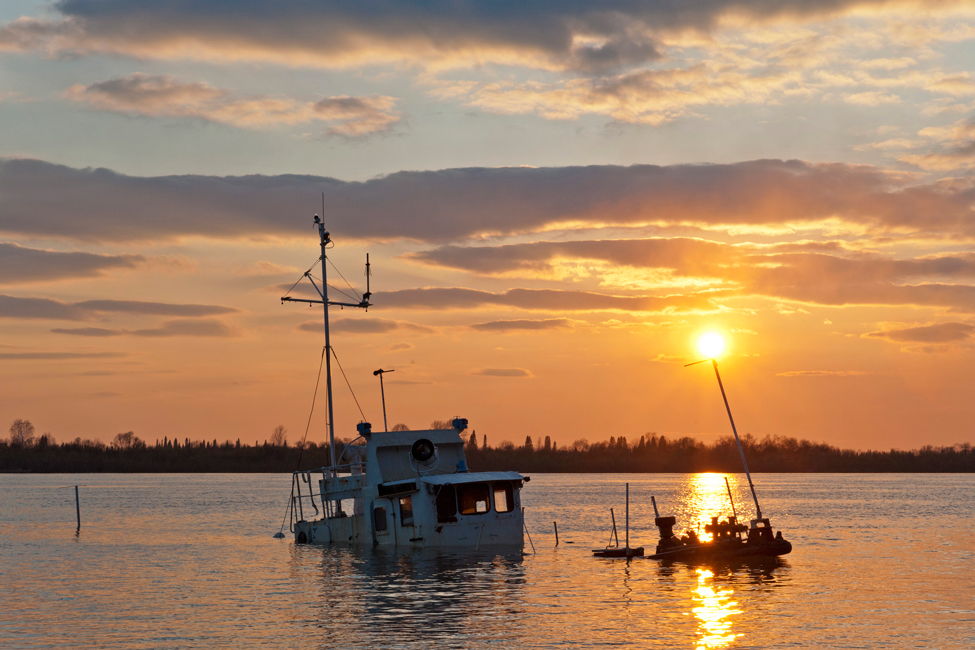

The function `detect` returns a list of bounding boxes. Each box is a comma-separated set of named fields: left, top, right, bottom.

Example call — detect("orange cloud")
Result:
left=469, top=318, right=580, bottom=332
left=864, top=321, right=975, bottom=343
left=296, top=318, right=436, bottom=335
left=471, top=368, right=533, bottom=378
left=776, top=370, right=868, bottom=377
left=409, top=239, right=975, bottom=312
left=52, top=318, right=238, bottom=338
left=376, top=287, right=717, bottom=313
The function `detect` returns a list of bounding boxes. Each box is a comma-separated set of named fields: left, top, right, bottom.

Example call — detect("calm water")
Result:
left=1, top=473, right=972, bottom=649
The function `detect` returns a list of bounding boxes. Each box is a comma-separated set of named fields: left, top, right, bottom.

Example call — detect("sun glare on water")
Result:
left=697, top=332, right=726, bottom=359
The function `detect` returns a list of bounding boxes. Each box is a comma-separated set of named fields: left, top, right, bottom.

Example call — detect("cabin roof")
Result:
left=421, top=471, right=526, bottom=486
left=368, top=428, right=462, bottom=447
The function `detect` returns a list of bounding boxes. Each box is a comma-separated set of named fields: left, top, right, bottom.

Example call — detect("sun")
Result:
left=697, top=332, right=726, bottom=359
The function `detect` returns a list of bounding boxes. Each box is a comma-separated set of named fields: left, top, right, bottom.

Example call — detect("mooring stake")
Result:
left=554, top=521, right=559, bottom=546
left=74, top=486, right=81, bottom=531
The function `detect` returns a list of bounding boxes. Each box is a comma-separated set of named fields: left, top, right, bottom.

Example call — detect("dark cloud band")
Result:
left=0, top=242, right=143, bottom=283
left=2, top=1, right=904, bottom=73
left=3, top=158, right=972, bottom=244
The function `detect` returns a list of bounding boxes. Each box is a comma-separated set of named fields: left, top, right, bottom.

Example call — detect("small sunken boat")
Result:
left=650, top=495, right=792, bottom=561
left=649, top=357, right=793, bottom=561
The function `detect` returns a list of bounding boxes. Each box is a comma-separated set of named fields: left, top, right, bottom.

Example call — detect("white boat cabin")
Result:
left=290, top=418, right=529, bottom=548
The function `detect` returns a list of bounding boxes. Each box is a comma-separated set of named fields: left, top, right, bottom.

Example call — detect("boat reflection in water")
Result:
left=293, top=545, right=528, bottom=647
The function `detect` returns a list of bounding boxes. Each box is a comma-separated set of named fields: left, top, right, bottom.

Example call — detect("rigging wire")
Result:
left=276, top=345, right=327, bottom=536
left=327, top=256, right=362, bottom=301
left=327, top=283, right=359, bottom=303
left=331, top=347, right=367, bottom=421
left=281, top=257, right=323, bottom=299
left=305, top=272, right=359, bottom=303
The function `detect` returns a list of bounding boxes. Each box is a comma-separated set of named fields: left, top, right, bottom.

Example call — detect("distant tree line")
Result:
left=464, top=432, right=975, bottom=473
left=0, top=421, right=334, bottom=473
left=3, top=418, right=973, bottom=473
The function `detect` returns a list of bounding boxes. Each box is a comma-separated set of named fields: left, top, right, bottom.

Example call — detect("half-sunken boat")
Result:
left=280, top=216, right=528, bottom=548
left=649, top=359, right=792, bottom=561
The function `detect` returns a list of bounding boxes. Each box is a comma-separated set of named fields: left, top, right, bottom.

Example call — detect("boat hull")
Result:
left=649, top=538, right=792, bottom=561
left=294, top=508, right=525, bottom=548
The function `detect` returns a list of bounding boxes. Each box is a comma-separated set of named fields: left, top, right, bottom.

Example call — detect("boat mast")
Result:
left=686, top=357, right=763, bottom=521
left=318, top=217, right=337, bottom=467
left=281, top=214, right=371, bottom=469
left=710, top=359, right=762, bottom=521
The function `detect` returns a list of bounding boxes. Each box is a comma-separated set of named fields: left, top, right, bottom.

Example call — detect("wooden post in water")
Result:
left=553, top=521, right=559, bottom=546
left=625, top=483, right=630, bottom=551
left=74, top=486, right=80, bottom=531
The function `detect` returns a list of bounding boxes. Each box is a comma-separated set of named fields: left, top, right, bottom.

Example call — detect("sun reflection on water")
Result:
left=681, top=473, right=740, bottom=542
left=692, top=569, right=741, bottom=650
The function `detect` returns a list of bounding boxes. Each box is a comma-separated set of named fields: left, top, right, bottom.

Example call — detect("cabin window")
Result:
left=436, top=485, right=457, bottom=522
left=457, top=482, right=490, bottom=515
left=493, top=482, right=514, bottom=513
left=399, top=496, right=414, bottom=526
left=373, top=507, right=388, bottom=533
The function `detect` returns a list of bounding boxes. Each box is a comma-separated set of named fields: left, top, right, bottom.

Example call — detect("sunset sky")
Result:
left=3, top=1, right=975, bottom=450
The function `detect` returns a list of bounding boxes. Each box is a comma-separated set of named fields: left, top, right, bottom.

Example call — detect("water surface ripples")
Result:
left=1, top=473, right=972, bottom=649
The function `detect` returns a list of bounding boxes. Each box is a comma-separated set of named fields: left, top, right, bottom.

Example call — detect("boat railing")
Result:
left=289, top=463, right=367, bottom=530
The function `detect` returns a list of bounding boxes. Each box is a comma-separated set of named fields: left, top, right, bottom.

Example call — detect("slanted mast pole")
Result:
left=711, top=359, right=762, bottom=520
left=318, top=218, right=337, bottom=468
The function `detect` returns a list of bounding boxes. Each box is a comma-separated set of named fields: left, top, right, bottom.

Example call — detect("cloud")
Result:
left=0, top=294, right=237, bottom=320
left=469, top=318, right=578, bottom=332
left=5, top=1, right=971, bottom=78
left=377, top=287, right=716, bottom=313
left=408, top=239, right=975, bottom=312
left=1, top=1, right=901, bottom=74
left=864, top=322, right=975, bottom=343
left=297, top=317, right=436, bottom=334
left=471, top=367, right=533, bottom=378
left=49, top=327, right=120, bottom=337
left=6, top=158, right=972, bottom=244
left=453, top=63, right=802, bottom=125
left=653, top=354, right=688, bottom=363
left=64, top=73, right=400, bottom=136
left=843, top=91, right=901, bottom=106
left=0, top=242, right=143, bottom=284
left=131, top=319, right=237, bottom=337
left=776, top=370, right=868, bottom=377
left=900, top=119, right=975, bottom=171
left=237, top=261, right=300, bottom=278
left=408, top=238, right=735, bottom=277
left=51, top=318, right=237, bottom=337
left=0, top=351, right=126, bottom=360
left=313, top=95, right=400, bottom=137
